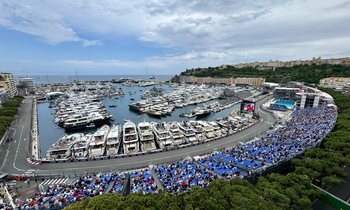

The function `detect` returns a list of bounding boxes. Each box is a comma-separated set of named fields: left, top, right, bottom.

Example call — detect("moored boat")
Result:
left=152, top=122, right=174, bottom=148
left=106, top=125, right=121, bottom=156
left=88, top=125, right=110, bottom=157
left=123, top=121, right=140, bottom=154
left=168, top=122, right=186, bottom=146
left=138, top=122, right=157, bottom=152
left=47, top=133, right=84, bottom=159
left=72, top=134, right=91, bottom=158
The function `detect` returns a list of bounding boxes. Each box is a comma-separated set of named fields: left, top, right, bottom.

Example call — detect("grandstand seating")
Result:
left=130, top=169, right=157, bottom=194
left=155, top=160, right=217, bottom=194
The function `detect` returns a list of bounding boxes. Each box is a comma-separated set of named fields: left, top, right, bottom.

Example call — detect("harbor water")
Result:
left=29, top=75, right=173, bottom=84
left=37, top=82, right=241, bottom=157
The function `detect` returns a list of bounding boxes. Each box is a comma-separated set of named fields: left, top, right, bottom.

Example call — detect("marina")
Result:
left=37, top=79, right=263, bottom=159
left=44, top=114, right=258, bottom=159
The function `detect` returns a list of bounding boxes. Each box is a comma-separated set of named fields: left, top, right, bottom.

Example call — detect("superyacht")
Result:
left=178, top=121, right=198, bottom=144
left=168, top=122, right=186, bottom=146
left=88, top=125, right=110, bottom=157
left=199, top=121, right=216, bottom=141
left=106, top=125, right=121, bottom=156
left=47, top=133, right=84, bottom=159
left=137, top=122, right=157, bottom=152
left=151, top=122, right=174, bottom=148
left=72, top=134, right=91, bottom=158
left=123, top=121, right=140, bottom=154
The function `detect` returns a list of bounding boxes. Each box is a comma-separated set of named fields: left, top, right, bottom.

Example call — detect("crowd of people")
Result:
left=15, top=173, right=126, bottom=209
left=155, top=160, right=218, bottom=194
left=196, top=105, right=336, bottom=178
left=4, top=104, right=336, bottom=209
left=0, top=185, right=14, bottom=210
left=130, top=169, right=158, bottom=194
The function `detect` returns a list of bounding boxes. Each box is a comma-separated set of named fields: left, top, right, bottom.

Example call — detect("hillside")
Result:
left=178, top=64, right=350, bottom=84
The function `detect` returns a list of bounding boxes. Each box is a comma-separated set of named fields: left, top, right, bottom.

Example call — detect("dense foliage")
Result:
left=0, top=96, right=24, bottom=138
left=179, top=64, right=350, bottom=84
left=64, top=176, right=318, bottom=210
left=292, top=88, right=350, bottom=187
left=64, top=89, right=350, bottom=210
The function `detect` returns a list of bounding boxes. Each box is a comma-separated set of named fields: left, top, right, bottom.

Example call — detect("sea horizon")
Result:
left=14, top=74, right=174, bottom=84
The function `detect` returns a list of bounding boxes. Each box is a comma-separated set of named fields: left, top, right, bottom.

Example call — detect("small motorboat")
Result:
left=86, top=123, right=95, bottom=128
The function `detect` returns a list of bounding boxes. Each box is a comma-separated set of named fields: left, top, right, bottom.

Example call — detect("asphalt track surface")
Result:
left=0, top=96, right=276, bottom=177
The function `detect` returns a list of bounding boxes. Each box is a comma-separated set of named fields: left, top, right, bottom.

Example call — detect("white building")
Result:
left=0, top=73, right=17, bottom=98
left=0, top=88, right=8, bottom=106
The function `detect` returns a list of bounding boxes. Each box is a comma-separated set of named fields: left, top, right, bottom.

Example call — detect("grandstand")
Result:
left=5, top=103, right=337, bottom=209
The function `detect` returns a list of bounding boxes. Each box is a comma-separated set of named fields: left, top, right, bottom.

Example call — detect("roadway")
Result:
left=0, top=97, right=32, bottom=175
left=0, top=96, right=276, bottom=177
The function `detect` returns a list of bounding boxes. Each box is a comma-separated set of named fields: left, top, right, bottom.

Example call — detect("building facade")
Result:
left=319, top=77, right=350, bottom=89
left=19, top=77, right=35, bottom=89
left=0, top=88, right=8, bottom=105
left=0, top=72, right=18, bottom=98
left=232, top=57, right=350, bottom=70
left=179, top=76, right=265, bottom=86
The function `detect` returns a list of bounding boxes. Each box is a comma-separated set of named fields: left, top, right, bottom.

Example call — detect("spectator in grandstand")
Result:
left=156, top=160, right=217, bottom=194
left=130, top=169, right=158, bottom=194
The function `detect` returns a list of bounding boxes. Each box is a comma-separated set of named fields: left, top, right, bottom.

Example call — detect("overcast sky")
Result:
left=0, top=0, right=350, bottom=75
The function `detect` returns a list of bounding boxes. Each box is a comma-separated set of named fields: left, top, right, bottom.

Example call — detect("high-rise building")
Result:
left=0, top=72, right=18, bottom=98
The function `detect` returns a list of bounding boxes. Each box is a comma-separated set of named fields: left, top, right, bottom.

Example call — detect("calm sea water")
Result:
left=37, top=82, right=241, bottom=157
left=31, top=75, right=173, bottom=84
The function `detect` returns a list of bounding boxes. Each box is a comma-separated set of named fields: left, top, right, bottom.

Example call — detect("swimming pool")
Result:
left=274, top=100, right=295, bottom=109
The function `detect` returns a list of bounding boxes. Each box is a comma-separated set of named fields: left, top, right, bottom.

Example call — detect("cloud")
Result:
left=139, top=0, right=350, bottom=53
left=1, top=0, right=350, bottom=74
left=0, top=0, right=100, bottom=46
left=82, top=40, right=103, bottom=47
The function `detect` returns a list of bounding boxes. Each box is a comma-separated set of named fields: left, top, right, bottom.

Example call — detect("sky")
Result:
left=0, top=0, right=350, bottom=76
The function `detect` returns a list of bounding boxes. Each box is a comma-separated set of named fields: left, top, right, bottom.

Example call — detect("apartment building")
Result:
left=319, top=77, right=350, bottom=89
left=0, top=88, right=8, bottom=105
left=179, top=76, right=265, bottom=86
left=0, top=72, right=18, bottom=98
left=232, top=57, right=350, bottom=70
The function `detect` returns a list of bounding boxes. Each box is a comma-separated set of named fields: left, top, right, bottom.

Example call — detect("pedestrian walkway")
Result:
left=150, top=168, right=164, bottom=191
left=39, top=178, right=69, bottom=192
left=31, top=97, right=40, bottom=160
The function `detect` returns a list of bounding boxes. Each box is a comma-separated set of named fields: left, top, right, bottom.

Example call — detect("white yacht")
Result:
left=106, top=125, right=121, bottom=156
left=168, top=122, right=186, bottom=146
left=178, top=121, right=198, bottom=143
left=138, top=122, right=157, bottom=152
left=72, top=134, right=91, bottom=158
left=152, top=122, right=174, bottom=148
left=123, top=121, right=140, bottom=154
left=199, top=121, right=216, bottom=141
left=189, top=121, right=206, bottom=142
left=89, top=125, right=110, bottom=157
left=47, top=133, right=84, bottom=159
left=217, top=119, right=230, bottom=135
left=209, top=121, right=223, bottom=138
